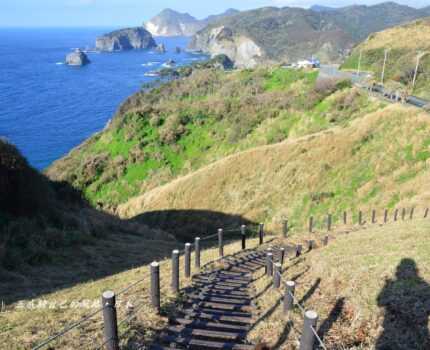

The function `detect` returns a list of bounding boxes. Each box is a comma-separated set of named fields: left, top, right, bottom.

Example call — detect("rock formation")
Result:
left=156, top=43, right=166, bottom=54
left=66, top=49, right=90, bottom=66
left=96, top=27, right=156, bottom=52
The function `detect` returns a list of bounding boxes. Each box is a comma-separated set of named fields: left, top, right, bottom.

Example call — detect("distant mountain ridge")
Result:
left=189, top=2, right=430, bottom=68
left=144, top=8, right=240, bottom=37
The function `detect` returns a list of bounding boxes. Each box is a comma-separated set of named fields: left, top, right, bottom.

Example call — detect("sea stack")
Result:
left=65, top=49, right=90, bottom=66
left=156, top=43, right=167, bottom=54
left=96, top=27, right=156, bottom=52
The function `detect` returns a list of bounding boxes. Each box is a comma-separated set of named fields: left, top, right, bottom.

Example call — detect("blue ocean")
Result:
left=0, top=28, right=206, bottom=170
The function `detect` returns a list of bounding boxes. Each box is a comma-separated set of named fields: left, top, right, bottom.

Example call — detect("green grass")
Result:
left=47, top=68, right=383, bottom=209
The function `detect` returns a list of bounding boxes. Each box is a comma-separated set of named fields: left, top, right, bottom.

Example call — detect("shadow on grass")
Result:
left=318, top=297, right=345, bottom=340
left=1, top=206, right=260, bottom=305
left=376, top=258, right=430, bottom=350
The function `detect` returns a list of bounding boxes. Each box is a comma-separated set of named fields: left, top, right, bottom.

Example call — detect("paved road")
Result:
left=319, top=65, right=429, bottom=109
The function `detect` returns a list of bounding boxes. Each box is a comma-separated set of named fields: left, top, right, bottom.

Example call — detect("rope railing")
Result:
left=31, top=306, right=106, bottom=350
left=30, top=222, right=264, bottom=350
left=265, top=251, right=328, bottom=350
left=282, top=206, right=429, bottom=238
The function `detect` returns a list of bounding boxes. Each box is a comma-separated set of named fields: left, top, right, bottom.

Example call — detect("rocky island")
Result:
left=65, top=49, right=90, bottom=66
left=96, top=27, right=156, bottom=52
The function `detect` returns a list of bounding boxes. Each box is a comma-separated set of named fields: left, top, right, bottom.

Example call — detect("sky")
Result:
left=1, top=0, right=430, bottom=27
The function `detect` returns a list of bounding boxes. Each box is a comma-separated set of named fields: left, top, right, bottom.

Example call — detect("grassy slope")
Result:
left=117, top=103, right=430, bottom=232
left=341, top=18, right=430, bottom=99
left=250, top=218, right=430, bottom=349
left=1, top=237, right=262, bottom=349
left=48, top=68, right=377, bottom=210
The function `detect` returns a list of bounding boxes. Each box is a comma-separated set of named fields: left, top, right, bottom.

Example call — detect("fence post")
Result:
left=280, top=247, right=285, bottom=266
left=384, top=209, right=388, bottom=224
left=266, top=252, right=273, bottom=276
left=150, top=262, right=160, bottom=314
left=299, top=310, right=319, bottom=350
left=343, top=211, right=347, bottom=225
left=259, top=223, right=264, bottom=245
left=425, top=208, right=429, bottom=218
left=402, top=208, right=406, bottom=220
left=283, top=219, right=289, bottom=238
left=372, top=209, right=376, bottom=224
left=101, top=291, right=119, bottom=350
left=358, top=210, right=363, bottom=225
left=218, top=229, right=224, bottom=257
left=273, top=263, right=281, bottom=289
left=185, top=243, right=191, bottom=278
left=410, top=207, right=415, bottom=220
left=241, top=225, right=246, bottom=250
left=171, top=250, right=180, bottom=294
left=296, top=244, right=302, bottom=257
left=309, top=216, right=314, bottom=234
left=327, top=214, right=332, bottom=232
left=323, top=235, right=329, bottom=246
left=308, top=240, right=315, bottom=251
left=195, top=237, right=201, bottom=270
left=283, top=281, right=295, bottom=315
left=394, top=209, right=398, bottom=221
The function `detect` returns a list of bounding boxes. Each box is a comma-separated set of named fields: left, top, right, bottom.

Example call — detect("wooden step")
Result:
left=173, top=318, right=249, bottom=332
left=159, top=334, right=255, bottom=350
left=166, top=325, right=244, bottom=341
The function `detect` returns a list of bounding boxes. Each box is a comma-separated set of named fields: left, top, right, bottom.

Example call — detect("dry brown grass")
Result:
left=248, top=218, right=430, bottom=349
left=0, top=237, right=262, bottom=350
left=117, top=103, right=430, bottom=234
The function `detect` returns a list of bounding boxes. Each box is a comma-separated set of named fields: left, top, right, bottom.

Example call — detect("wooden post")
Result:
left=150, top=262, right=160, bottom=314
left=266, top=252, right=273, bottom=276
left=280, top=248, right=285, bottom=266
left=283, top=219, right=289, bottom=238
left=372, top=209, right=376, bottom=224
left=410, top=207, right=415, bottom=220
left=296, top=245, right=303, bottom=257
left=273, top=263, right=281, bottom=289
left=241, top=225, right=246, bottom=250
left=195, top=237, right=201, bottom=270
left=101, top=291, right=119, bottom=350
left=309, top=216, right=314, bottom=234
left=259, top=223, right=264, bottom=245
left=394, top=209, right=399, bottom=221
left=425, top=208, right=429, bottom=218
left=343, top=211, right=347, bottom=225
left=283, top=281, right=295, bottom=314
left=299, top=311, right=319, bottom=350
left=384, top=209, right=388, bottom=224
left=402, top=208, right=406, bottom=220
left=184, top=243, right=191, bottom=278
left=323, top=235, right=329, bottom=246
left=358, top=210, right=363, bottom=225
left=327, top=214, right=332, bottom=232
left=218, top=229, right=224, bottom=257
left=308, top=240, right=315, bottom=251
left=171, top=250, right=180, bottom=294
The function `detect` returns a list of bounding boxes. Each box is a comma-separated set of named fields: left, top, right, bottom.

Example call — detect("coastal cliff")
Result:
left=96, top=27, right=156, bottom=52
left=144, top=8, right=239, bottom=37
left=189, top=3, right=430, bottom=68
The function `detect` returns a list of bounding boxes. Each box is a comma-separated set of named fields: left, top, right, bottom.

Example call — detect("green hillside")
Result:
left=342, top=18, right=430, bottom=99
left=48, top=68, right=379, bottom=210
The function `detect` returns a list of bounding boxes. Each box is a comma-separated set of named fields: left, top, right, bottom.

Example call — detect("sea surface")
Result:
left=0, top=28, right=207, bottom=170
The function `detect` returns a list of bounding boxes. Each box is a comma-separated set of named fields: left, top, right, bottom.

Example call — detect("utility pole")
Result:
left=357, top=49, right=363, bottom=77
left=412, top=51, right=427, bottom=93
left=381, top=49, right=389, bottom=85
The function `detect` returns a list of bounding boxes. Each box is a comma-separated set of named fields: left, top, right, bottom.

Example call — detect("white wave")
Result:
left=141, top=62, right=160, bottom=67
left=55, top=62, right=65, bottom=65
